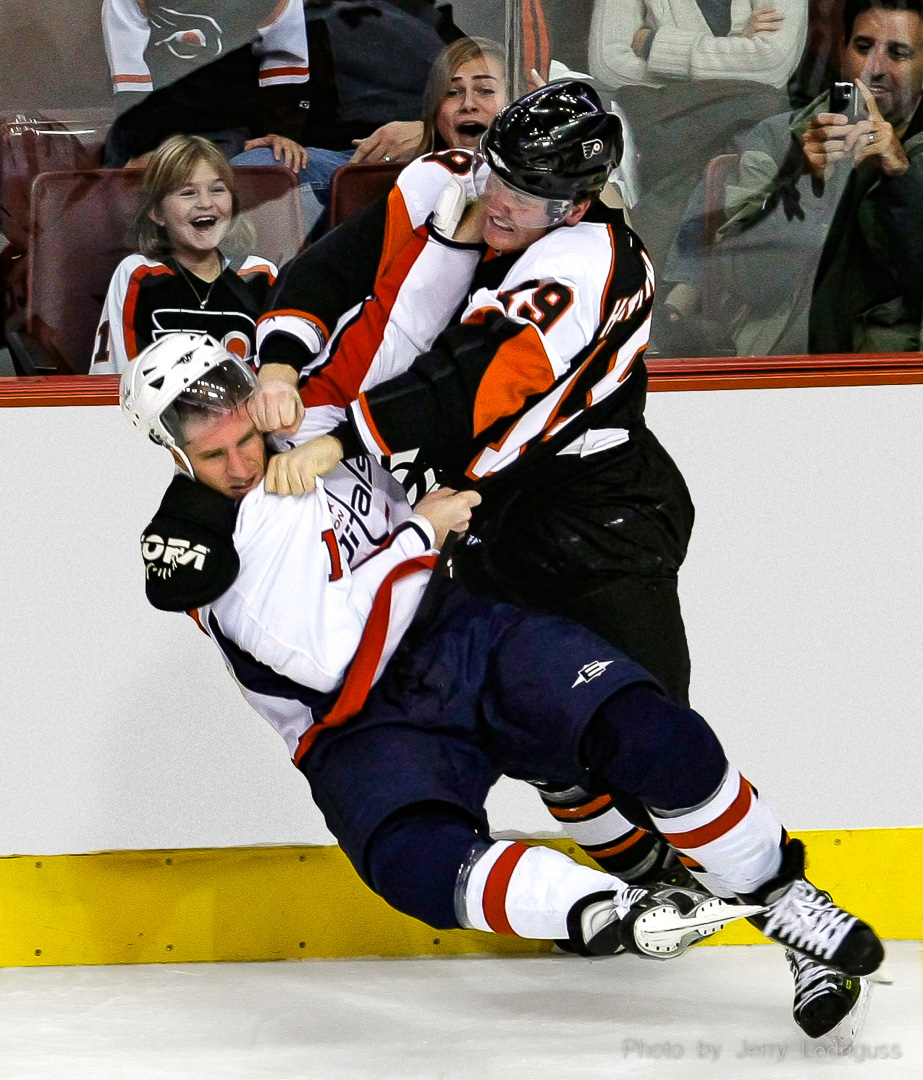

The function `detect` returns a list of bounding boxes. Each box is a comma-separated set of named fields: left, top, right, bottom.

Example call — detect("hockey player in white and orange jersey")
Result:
left=250, top=81, right=876, bottom=1041
left=121, top=333, right=883, bottom=1003
left=254, top=82, right=690, bottom=901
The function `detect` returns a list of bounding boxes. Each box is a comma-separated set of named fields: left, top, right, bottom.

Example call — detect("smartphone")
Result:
left=830, top=81, right=861, bottom=122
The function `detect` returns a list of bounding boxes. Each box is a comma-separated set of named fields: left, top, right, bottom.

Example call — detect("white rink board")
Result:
left=0, top=383, right=920, bottom=855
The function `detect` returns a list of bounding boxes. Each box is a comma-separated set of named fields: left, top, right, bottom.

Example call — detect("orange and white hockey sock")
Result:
left=536, top=784, right=665, bottom=881
left=457, top=840, right=635, bottom=939
left=647, top=766, right=784, bottom=895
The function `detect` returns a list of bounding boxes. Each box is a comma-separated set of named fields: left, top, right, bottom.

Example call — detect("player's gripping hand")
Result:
left=413, top=488, right=482, bottom=549
left=265, top=435, right=344, bottom=495
left=246, top=378, right=304, bottom=435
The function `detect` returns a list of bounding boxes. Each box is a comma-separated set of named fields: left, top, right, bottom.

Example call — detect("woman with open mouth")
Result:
left=350, top=37, right=509, bottom=166
left=90, top=134, right=277, bottom=374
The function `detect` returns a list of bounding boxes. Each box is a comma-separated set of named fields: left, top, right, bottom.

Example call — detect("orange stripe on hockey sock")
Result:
left=588, top=829, right=648, bottom=860
left=483, top=843, right=530, bottom=936
left=678, top=855, right=705, bottom=871
left=662, top=778, right=754, bottom=850
left=546, top=793, right=612, bottom=821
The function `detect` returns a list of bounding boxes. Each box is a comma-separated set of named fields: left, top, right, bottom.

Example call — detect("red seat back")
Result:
left=0, top=111, right=111, bottom=251
left=329, top=161, right=404, bottom=228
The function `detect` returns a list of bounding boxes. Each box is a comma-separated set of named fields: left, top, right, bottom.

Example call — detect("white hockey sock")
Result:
left=648, top=767, right=784, bottom=895
left=459, top=840, right=631, bottom=939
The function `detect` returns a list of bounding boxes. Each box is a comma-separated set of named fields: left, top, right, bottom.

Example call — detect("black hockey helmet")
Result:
left=482, top=80, right=623, bottom=202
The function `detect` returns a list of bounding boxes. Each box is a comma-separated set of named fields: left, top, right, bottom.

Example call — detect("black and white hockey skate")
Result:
left=743, top=840, right=883, bottom=977
left=787, top=949, right=872, bottom=1045
left=566, top=885, right=765, bottom=960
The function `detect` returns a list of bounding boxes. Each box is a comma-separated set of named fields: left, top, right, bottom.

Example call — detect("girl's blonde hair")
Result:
left=129, top=134, right=248, bottom=260
left=417, top=37, right=506, bottom=156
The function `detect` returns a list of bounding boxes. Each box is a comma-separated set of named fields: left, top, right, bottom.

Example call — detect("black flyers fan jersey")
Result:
left=92, top=253, right=277, bottom=374
left=102, top=0, right=310, bottom=93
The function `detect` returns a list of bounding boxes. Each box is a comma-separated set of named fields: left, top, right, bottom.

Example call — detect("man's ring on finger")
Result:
left=383, top=154, right=393, bottom=161
left=868, top=132, right=875, bottom=143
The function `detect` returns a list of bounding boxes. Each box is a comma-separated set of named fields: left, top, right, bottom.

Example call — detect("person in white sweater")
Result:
left=590, top=0, right=807, bottom=91
left=587, top=0, right=808, bottom=272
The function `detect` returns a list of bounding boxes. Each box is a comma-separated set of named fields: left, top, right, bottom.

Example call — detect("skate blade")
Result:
left=635, top=900, right=767, bottom=958
left=812, top=978, right=873, bottom=1051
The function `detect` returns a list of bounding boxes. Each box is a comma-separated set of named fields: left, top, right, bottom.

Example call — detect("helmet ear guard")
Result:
left=483, top=80, right=623, bottom=203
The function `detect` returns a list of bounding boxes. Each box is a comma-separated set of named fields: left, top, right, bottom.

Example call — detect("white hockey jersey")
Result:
left=194, top=459, right=435, bottom=762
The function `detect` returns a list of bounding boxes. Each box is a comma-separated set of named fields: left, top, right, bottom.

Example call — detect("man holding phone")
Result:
left=803, top=0, right=923, bottom=351
left=801, top=4, right=921, bottom=181
left=658, top=0, right=923, bottom=356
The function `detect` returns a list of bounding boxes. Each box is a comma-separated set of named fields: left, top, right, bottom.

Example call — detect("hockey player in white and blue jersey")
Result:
left=250, top=82, right=875, bottom=1041
left=121, top=333, right=883, bottom=1013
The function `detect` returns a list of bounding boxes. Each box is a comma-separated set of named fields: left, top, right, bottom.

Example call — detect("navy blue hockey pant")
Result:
left=299, top=583, right=726, bottom=930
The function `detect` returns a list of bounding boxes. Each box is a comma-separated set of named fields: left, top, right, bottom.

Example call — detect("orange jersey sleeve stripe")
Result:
left=662, top=778, right=755, bottom=850
left=123, top=263, right=173, bottom=359
left=355, top=393, right=393, bottom=455
left=113, top=74, right=152, bottom=85
left=293, top=553, right=437, bottom=765
left=482, top=842, right=530, bottom=936
left=471, top=322, right=557, bottom=437
left=238, top=263, right=277, bottom=285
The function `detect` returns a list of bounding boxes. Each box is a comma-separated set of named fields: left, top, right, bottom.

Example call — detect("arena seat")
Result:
left=328, top=161, right=404, bottom=228
left=9, top=165, right=305, bottom=375
left=0, top=111, right=112, bottom=252
left=0, top=111, right=112, bottom=353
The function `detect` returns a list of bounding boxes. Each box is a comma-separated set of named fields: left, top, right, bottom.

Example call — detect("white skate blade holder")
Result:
left=635, top=899, right=767, bottom=958
left=813, top=978, right=873, bottom=1051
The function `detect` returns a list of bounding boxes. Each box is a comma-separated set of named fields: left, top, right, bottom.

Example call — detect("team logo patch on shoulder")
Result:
left=142, top=532, right=210, bottom=580
left=572, top=660, right=614, bottom=687
left=582, top=138, right=603, bottom=159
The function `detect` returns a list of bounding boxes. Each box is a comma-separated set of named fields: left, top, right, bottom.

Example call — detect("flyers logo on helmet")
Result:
left=582, top=139, right=603, bottom=160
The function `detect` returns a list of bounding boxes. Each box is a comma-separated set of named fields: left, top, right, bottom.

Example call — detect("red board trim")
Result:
left=3, top=354, right=923, bottom=407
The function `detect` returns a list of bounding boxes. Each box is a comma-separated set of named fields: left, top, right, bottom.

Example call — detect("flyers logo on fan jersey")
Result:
left=148, top=8, right=223, bottom=61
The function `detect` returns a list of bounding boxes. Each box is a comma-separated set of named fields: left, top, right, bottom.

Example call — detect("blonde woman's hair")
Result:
left=129, top=135, right=251, bottom=260
left=417, top=37, right=506, bottom=156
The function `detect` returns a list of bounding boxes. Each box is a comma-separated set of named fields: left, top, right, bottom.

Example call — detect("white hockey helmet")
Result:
left=120, top=333, right=258, bottom=473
